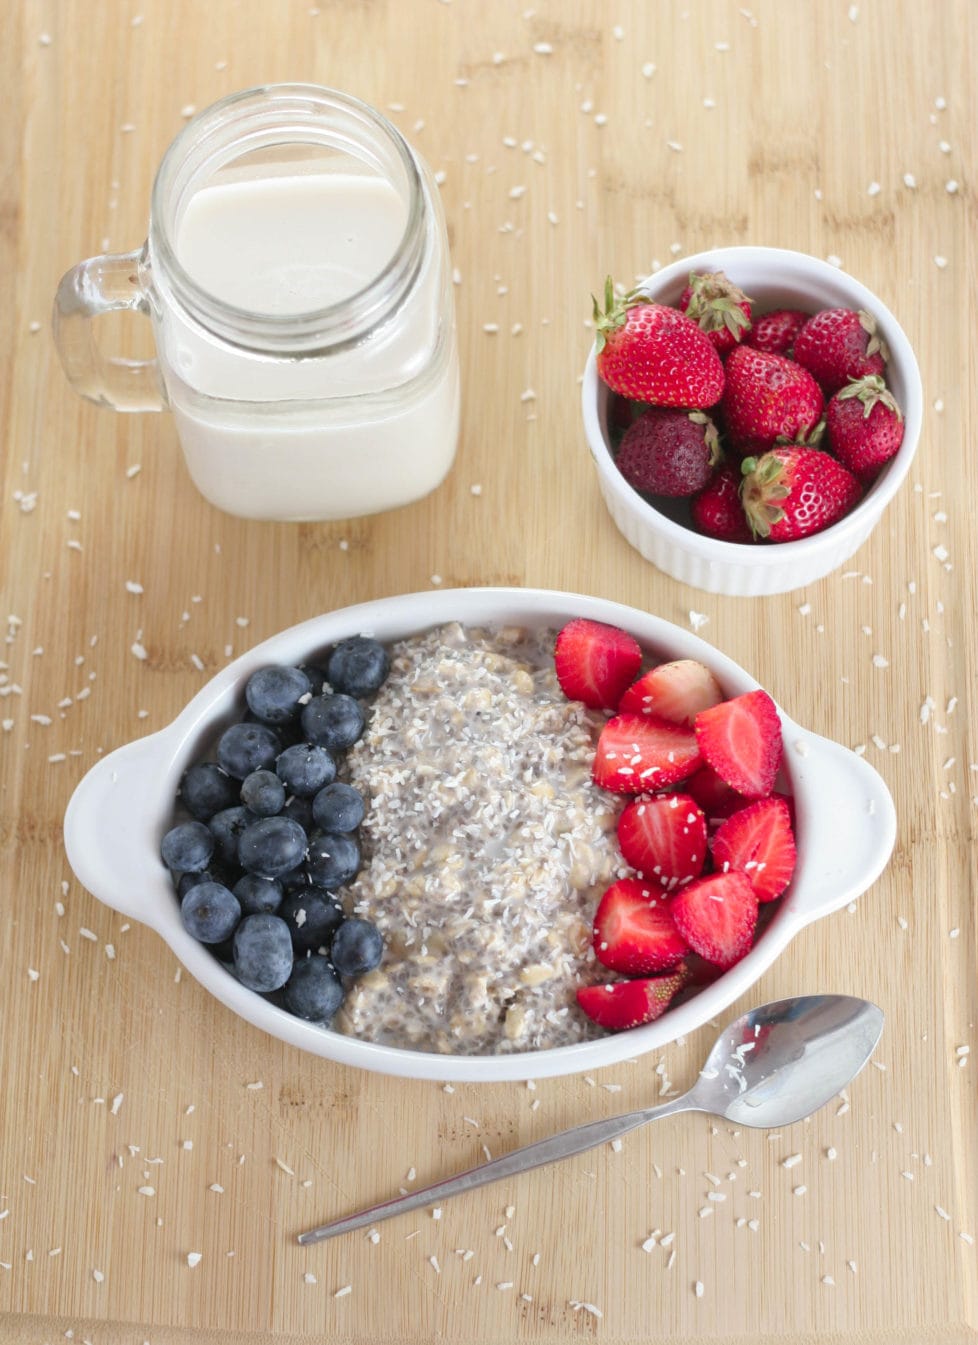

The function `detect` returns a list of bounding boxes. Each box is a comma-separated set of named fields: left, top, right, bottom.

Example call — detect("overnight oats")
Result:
left=160, top=610, right=793, bottom=1056
left=337, top=622, right=622, bottom=1054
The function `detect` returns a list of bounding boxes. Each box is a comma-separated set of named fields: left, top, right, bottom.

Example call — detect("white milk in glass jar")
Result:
left=53, top=85, right=460, bottom=522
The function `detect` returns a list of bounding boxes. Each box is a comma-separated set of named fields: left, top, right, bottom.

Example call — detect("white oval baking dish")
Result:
left=64, top=587, right=896, bottom=1081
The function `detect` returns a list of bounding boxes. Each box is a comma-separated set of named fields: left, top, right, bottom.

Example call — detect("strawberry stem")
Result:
left=591, top=275, right=653, bottom=354
left=739, top=453, right=790, bottom=539
left=836, top=373, right=902, bottom=420
left=858, top=309, right=890, bottom=364
left=683, top=270, right=752, bottom=337
left=689, top=411, right=722, bottom=466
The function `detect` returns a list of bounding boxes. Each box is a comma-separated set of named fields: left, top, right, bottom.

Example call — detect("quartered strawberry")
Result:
left=554, top=618, right=642, bottom=710
left=592, top=712, right=702, bottom=794
left=619, top=658, right=724, bottom=726
left=694, top=689, right=783, bottom=799
left=670, top=870, right=759, bottom=970
left=685, top=764, right=748, bottom=824
left=592, top=878, right=690, bottom=974
left=593, top=278, right=726, bottom=408
left=711, top=795, right=797, bottom=902
left=617, top=793, right=708, bottom=890
left=576, top=968, right=688, bottom=1031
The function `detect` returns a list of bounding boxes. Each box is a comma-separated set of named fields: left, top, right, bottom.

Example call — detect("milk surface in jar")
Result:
left=176, top=174, right=408, bottom=320
left=145, top=86, right=460, bottom=521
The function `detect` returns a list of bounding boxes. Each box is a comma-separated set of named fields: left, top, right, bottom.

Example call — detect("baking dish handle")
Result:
left=63, top=734, right=170, bottom=926
left=782, top=731, right=897, bottom=927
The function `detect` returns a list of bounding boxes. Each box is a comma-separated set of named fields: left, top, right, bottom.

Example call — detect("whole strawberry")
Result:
left=721, top=345, right=824, bottom=456
left=741, top=445, right=861, bottom=541
left=593, top=277, right=725, bottom=408
left=678, top=270, right=753, bottom=357
left=792, top=307, right=888, bottom=396
left=744, top=308, right=809, bottom=357
left=690, top=465, right=754, bottom=542
left=616, top=408, right=720, bottom=497
left=825, top=374, right=904, bottom=483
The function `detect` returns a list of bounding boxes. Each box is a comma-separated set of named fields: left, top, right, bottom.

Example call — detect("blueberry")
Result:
left=179, top=762, right=238, bottom=821
left=298, top=664, right=328, bottom=698
left=233, top=913, right=294, bottom=992
left=240, top=769, right=286, bottom=817
left=177, top=870, right=204, bottom=899
left=280, top=865, right=312, bottom=895
left=305, top=831, right=361, bottom=890
left=275, top=743, right=336, bottom=798
left=244, top=666, right=312, bottom=726
left=161, top=820, right=214, bottom=874
left=300, top=694, right=365, bottom=752
left=217, top=722, right=282, bottom=780
left=177, top=866, right=230, bottom=899
left=282, top=794, right=315, bottom=833
left=279, top=888, right=345, bottom=953
left=330, top=918, right=384, bottom=977
left=233, top=873, right=283, bottom=916
left=312, top=782, right=365, bottom=834
left=327, top=636, right=390, bottom=697
left=180, top=881, right=241, bottom=944
left=283, top=955, right=344, bottom=1023
left=209, top=806, right=256, bottom=868
left=238, top=816, right=308, bottom=878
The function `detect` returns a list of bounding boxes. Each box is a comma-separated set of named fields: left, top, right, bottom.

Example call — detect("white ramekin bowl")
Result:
left=64, top=588, right=896, bottom=1081
left=582, top=246, right=923, bottom=596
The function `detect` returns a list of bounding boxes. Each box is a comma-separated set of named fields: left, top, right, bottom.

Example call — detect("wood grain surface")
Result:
left=2, top=1, right=976, bottom=1341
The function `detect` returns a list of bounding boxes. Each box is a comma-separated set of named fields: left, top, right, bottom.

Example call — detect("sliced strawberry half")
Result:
left=617, top=793, right=707, bottom=890
left=576, top=968, right=688, bottom=1031
left=670, top=871, right=759, bottom=970
left=592, top=878, right=689, bottom=974
left=694, top=689, right=782, bottom=799
left=619, top=658, right=724, bottom=726
left=554, top=618, right=642, bottom=711
left=711, top=795, right=796, bottom=902
left=685, top=765, right=747, bottom=824
left=592, top=712, right=701, bottom=794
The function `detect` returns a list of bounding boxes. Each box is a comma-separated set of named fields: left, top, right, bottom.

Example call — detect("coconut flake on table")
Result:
left=569, top=1301, right=603, bottom=1319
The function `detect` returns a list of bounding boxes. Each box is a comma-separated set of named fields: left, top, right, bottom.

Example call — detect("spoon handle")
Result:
left=297, top=1096, right=689, bottom=1244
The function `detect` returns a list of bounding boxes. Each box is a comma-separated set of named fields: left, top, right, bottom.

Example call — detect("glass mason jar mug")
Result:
left=53, top=85, right=461, bottom=522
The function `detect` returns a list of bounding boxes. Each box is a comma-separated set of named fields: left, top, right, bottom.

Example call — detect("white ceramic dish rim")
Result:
left=63, top=587, right=897, bottom=1082
left=581, top=245, right=924, bottom=575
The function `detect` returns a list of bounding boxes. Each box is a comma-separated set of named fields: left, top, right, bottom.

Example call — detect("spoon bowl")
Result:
left=688, top=994, right=884, bottom=1128
left=297, top=994, right=883, bottom=1244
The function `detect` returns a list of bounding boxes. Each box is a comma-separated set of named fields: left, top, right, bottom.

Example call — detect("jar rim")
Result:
left=149, top=84, right=426, bottom=355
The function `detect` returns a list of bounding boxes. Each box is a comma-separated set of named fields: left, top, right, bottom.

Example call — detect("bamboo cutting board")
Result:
left=1, top=1, right=976, bottom=1341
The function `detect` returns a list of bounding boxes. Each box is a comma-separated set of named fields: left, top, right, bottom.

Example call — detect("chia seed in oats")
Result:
left=336, top=622, right=621, bottom=1054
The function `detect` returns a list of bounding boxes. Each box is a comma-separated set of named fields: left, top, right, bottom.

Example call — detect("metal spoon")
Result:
left=297, top=994, right=882, bottom=1245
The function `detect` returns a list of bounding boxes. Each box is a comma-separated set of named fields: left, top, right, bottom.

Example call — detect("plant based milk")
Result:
left=154, top=172, right=458, bottom=521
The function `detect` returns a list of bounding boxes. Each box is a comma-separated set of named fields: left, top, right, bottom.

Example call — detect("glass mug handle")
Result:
left=53, top=247, right=166, bottom=412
